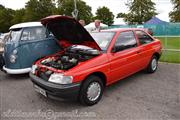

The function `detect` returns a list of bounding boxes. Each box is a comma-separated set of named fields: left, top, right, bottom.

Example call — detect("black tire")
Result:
left=79, top=75, right=104, bottom=106
left=146, top=55, right=158, bottom=73
left=0, top=54, right=5, bottom=70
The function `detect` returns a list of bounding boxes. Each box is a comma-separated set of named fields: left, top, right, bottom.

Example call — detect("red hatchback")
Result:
left=30, top=15, right=162, bottom=106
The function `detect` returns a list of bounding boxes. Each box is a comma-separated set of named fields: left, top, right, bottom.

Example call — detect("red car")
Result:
left=30, top=15, right=162, bottom=106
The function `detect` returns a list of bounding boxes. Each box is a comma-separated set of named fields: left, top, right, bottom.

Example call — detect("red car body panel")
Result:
left=35, top=28, right=161, bottom=86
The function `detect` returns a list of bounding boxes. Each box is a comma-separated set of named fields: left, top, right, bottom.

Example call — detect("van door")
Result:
left=18, top=26, right=60, bottom=69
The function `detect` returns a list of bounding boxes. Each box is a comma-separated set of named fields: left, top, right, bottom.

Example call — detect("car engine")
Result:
left=40, top=45, right=100, bottom=70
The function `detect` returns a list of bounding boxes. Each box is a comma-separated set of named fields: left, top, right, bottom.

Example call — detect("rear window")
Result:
left=135, top=30, right=154, bottom=44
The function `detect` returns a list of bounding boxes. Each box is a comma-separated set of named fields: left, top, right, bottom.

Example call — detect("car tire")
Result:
left=79, top=75, right=104, bottom=106
left=146, top=55, right=158, bottom=73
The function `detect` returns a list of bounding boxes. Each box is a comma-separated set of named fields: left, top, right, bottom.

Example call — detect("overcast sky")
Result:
left=0, top=0, right=173, bottom=22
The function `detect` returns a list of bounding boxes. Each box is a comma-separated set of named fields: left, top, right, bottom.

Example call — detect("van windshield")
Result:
left=8, top=28, right=22, bottom=42
left=20, top=27, right=46, bottom=41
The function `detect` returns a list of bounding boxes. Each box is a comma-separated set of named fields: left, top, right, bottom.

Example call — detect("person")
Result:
left=79, top=20, right=85, bottom=26
left=94, top=19, right=101, bottom=32
left=147, top=28, right=153, bottom=36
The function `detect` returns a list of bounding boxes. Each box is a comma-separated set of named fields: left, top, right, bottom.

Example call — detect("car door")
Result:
left=135, top=30, right=155, bottom=68
left=108, top=31, right=142, bottom=83
left=18, top=27, right=60, bottom=69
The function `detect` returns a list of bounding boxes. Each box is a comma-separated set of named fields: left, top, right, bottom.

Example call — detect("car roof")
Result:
left=102, top=28, right=147, bottom=32
left=10, top=22, right=42, bottom=30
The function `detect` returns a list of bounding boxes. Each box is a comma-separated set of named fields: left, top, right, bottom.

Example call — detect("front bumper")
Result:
left=29, top=72, right=81, bottom=100
left=3, top=66, right=31, bottom=74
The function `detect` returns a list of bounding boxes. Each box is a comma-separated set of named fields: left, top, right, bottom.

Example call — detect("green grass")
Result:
left=160, top=51, right=180, bottom=63
left=155, top=37, right=180, bottom=63
left=155, top=37, right=180, bottom=49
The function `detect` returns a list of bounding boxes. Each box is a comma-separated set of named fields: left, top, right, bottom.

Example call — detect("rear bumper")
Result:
left=29, top=72, right=81, bottom=100
left=3, top=66, right=31, bottom=74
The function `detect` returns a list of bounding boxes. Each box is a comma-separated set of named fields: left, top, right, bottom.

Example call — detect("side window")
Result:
left=135, top=30, right=153, bottom=45
left=113, top=31, right=137, bottom=52
left=21, top=27, right=46, bottom=41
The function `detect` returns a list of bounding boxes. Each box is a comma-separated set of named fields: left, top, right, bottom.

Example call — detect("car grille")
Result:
left=38, top=69, right=53, bottom=81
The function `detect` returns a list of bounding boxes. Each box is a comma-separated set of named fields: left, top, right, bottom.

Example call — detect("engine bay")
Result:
left=40, top=45, right=100, bottom=70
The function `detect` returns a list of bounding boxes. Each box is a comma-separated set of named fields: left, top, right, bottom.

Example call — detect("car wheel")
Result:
left=146, top=55, right=158, bottom=73
left=79, top=75, right=104, bottom=106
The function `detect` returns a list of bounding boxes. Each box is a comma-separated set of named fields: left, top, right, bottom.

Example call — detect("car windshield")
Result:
left=90, top=32, right=115, bottom=51
left=8, top=28, right=22, bottom=42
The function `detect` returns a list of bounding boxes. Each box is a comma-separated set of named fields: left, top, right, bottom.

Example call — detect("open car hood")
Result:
left=41, top=15, right=101, bottom=50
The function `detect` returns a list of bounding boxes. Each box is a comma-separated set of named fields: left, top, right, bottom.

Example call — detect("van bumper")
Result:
left=3, top=66, right=31, bottom=74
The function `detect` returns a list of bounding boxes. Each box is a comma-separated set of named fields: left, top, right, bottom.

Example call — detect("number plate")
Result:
left=34, top=84, right=47, bottom=97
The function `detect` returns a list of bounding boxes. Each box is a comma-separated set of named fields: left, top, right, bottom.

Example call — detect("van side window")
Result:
left=21, top=27, right=46, bottom=41
left=113, top=31, right=137, bottom=52
left=135, top=30, right=153, bottom=45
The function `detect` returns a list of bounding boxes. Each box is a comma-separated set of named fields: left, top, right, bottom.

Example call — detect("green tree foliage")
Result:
left=0, top=0, right=94, bottom=32
left=0, top=5, right=15, bottom=32
left=95, top=6, right=114, bottom=26
left=11, top=8, right=25, bottom=25
left=169, top=0, right=180, bottom=22
left=116, top=13, right=127, bottom=18
left=57, top=0, right=93, bottom=24
left=23, top=0, right=55, bottom=22
left=124, top=0, right=157, bottom=24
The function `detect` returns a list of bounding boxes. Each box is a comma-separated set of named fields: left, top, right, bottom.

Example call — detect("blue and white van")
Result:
left=1, top=22, right=60, bottom=74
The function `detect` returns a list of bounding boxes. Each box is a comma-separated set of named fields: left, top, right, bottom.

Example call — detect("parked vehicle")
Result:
left=0, top=32, right=10, bottom=53
left=1, top=22, right=60, bottom=74
left=30, top=15, right=162, bottom=106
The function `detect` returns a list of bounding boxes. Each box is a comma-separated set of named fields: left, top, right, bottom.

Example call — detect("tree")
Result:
left=169, top=0, right=180, bottom=22
left=124, top=0, right=157, bottom=24
left=116, top=13, right=127, bottom=18
left=57, top=0, right=93, bottom=24
left=11, top=8, right=25, bottom=25
left=23, top=0, right=55, bottom=22
left=0, top=5, right=15, bottom=32
left=95, top=6, right=114, bottom=26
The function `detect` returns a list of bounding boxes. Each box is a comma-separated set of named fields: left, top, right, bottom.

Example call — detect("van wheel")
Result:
left=146, top=55, right=158, bottom=73
left=79, top=75, right=104, bottom=106
left=0, top=54, right=5, bottom=70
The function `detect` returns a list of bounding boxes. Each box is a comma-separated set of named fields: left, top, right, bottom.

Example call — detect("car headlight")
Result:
left=9, top=54, right=16, bottom=63
left=31, top=64, right=38, bottom=74
left=48, top=73, right=73, bottom=84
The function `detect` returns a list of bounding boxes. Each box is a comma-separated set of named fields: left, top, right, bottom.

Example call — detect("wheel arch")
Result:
left=153, top=52, right=161, bottom=60
left=82, top=72, right=107, bottom=87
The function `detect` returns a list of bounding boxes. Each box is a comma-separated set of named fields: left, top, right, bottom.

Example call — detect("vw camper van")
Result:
left=1, top=22, right=60, bottom=74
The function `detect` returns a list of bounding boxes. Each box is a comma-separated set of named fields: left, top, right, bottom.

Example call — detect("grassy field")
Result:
left=155, top=37, right=180, bottom=63
left=155, top=37, right=180, bottom=49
